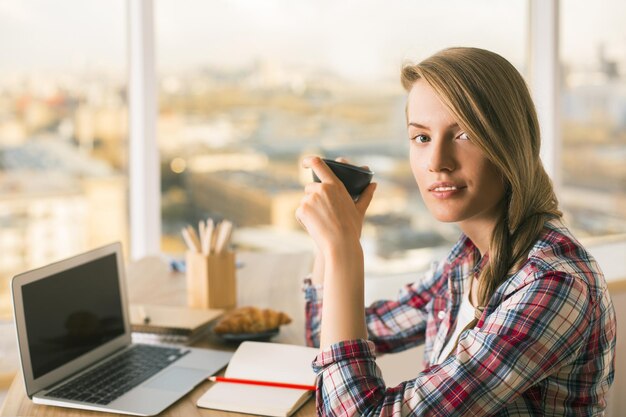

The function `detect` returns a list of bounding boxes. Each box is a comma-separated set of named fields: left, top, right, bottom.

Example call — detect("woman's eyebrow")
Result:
left=408, top=122, right=429, bottom=130
left=408, top=122, right=459, bottom=130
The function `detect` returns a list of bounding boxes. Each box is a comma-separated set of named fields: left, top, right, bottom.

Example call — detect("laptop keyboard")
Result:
left=47, top=344, right=189, bottom=405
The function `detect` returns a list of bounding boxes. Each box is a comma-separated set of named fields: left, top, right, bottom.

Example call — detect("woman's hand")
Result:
left=295, top=156, right=376, bottom=257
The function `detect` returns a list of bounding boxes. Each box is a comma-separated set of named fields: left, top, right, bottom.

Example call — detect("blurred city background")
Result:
left=0, top=0, right=625, bottom=322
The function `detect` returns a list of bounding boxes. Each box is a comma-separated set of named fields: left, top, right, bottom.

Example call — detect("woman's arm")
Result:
left=319, top=242, right=366, bottom=349
left=305, top=259, right=444, bottom=352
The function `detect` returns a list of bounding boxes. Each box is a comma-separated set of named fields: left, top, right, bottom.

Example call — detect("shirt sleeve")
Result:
left=303, top=261, right=445, bottom=352
left=312, top=271, right=593, bottom=416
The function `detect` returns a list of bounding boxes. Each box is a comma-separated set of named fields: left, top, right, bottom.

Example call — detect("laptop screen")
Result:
left=22, top=252, right=125, bottom=379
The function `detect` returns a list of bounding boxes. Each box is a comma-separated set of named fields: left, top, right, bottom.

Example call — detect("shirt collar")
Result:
left=447, top=234, right=482, bottom=268
left=446, top=234, right=488, bottom=296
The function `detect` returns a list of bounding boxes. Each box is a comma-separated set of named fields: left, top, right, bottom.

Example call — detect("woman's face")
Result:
left=406, top=79, right=506, bottom=226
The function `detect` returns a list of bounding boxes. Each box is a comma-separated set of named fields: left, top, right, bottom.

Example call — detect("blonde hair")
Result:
left=401, top=47, right=562, bottom=342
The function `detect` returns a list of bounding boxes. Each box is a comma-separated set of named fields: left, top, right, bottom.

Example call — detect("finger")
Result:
left=355, top=182, right=377, bottom=214
left=304, top=182, right=322, bottom=194
left=301, top=155, right=323, bottom=168
left=295, top=206, right=304, bottom=226
left=302, top=156, right=338, bottom=184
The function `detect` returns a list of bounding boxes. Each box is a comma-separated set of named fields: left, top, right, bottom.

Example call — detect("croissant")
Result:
left=213, top=306, right=292, bottom=334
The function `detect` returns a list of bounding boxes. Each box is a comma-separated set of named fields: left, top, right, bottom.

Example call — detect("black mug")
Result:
left=312, top=158, right=374, bottom=201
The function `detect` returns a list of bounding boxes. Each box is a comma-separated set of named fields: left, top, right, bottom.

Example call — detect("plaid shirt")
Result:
left=303, top=219, right=616, bottom=416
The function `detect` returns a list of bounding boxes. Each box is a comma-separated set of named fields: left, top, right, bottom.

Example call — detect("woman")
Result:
left=296, top=47, right=616, bottom=415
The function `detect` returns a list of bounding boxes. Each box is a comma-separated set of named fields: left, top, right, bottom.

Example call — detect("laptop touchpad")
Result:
left=145, top=367, right=207, bottom=392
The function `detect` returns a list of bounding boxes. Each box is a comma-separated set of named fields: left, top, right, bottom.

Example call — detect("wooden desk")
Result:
left=0, top=251, right=316, bottom=417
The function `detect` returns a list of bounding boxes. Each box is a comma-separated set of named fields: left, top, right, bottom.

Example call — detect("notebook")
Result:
left=197, top=342, right=318, bottom=417
left=129, top=304, right=223, bottom=335
left=11, top=242, right=233, bottom=416
left=129, top=304, right=222, bottom=345
left=197, top=341, right=425, bottom=416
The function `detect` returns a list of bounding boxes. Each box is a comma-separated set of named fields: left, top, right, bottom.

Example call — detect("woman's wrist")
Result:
left=310, top=238, right=362, bottom=286
left=321, top=239, right=363, bottom=266
left=322, top=243, right=364, bottom=305
left=310, top=248, right=325, bottom=285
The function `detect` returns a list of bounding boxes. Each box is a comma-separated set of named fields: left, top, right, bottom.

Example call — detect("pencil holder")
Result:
left=186, top=251, right=237, bottom=310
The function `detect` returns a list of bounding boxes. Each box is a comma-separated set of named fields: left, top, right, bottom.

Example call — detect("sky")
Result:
left=0, top=0, right=624, bottom=81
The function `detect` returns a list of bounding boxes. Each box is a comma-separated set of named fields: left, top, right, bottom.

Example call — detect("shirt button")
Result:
left=437, top=311, right=446, bottom=320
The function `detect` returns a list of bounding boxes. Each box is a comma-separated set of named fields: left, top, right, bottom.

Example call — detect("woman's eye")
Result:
left=412, top=134, right=430, bottom=143
left=457, top=132, right=470, bottom=141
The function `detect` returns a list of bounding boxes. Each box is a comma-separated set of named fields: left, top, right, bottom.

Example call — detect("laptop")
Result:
left=11, top=242, right=232, bottom=416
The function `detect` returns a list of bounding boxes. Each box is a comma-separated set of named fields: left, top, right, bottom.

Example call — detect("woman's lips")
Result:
left=428, top=183, right=467, bottom=199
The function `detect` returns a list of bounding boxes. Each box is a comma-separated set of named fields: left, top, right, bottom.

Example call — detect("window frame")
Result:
left=128, top=0, right=160, bottom=259
left=528, top=0, right=560, bottom=188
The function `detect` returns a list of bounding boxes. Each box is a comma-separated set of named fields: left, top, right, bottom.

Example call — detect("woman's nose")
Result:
left=428, top=140, right=455, bottom=172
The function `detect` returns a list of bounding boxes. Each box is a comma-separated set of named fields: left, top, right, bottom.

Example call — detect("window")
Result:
left=560, top=0, right=626, bottom=237
left=0, top=0, right=129, bottom=316
left=155, top=0, right=528, bottom=274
